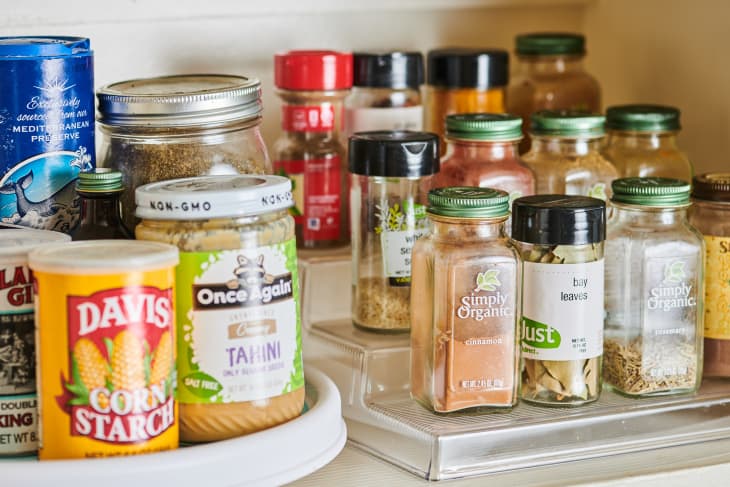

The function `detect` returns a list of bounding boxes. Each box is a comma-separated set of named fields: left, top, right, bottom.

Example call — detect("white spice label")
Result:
left=375, top=199, right=428, bottom=286
left=521, top=260, right=604, bottom=360
left=345, top=106, right=423, bottom=136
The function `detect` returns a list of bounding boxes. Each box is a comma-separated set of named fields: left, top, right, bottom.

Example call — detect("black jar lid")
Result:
left=692, top=173, right=730, bottom=202
left=511, top=195, right=606, bottom=245
left=427, top=48, right=509, bottom=89
left=353, top=52, right=424, bottom=90
left=348, top=131, right=440, bottom=177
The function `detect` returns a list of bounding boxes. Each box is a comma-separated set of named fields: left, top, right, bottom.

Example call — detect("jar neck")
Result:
left=516, top=54, right=586, bottom=75
left=277, top=88, right=347, bottom=136
left=444, top=138, right=521, bottom=161
left=430, top=214, right=507, bottom=241
left=78, top=191, right=126, bottom=226
left=612, top=203, right=689, bottom=226
left=530, top=135, right=603, bottom=156
left=606, top=130, right=680, bottom=151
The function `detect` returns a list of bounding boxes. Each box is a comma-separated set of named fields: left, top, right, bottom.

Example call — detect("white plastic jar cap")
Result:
left=135, top=175, right=293, bottom=221
left=28, top=240, right=179, bottom=275
left=0, top=229, right=70, bottom=259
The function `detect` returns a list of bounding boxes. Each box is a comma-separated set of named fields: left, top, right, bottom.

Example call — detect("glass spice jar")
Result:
left=273, top=50, right=353, bottom=249
left=512, top=195, right=606, bottom=406
left=97, top=74, right=271, bottom=231
left=603, top=105, right=693, bottom=181
left=507, top=33, right=601, bottom=154
left=689, top=173, right=730, bottom=377
left=349, top=131, right=439, bottom=333
left=523, top=110, right=618, bottom=201
left=344, top=51, right=424, bottom=138
left=135, top=175, right=304, bottom=442
left=433, top=113, right=535, bottom=205
left=69, top=169, right=133, bottom=241
left=411, top=187, right=520, bottom=412
left=604, top=178, right=703, bottom=396
left=424, top=49, right=509, bottom=152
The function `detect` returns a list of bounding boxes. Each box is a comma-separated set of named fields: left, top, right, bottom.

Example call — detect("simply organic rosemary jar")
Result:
left=604, top=178, right=704, bottom=397
left=97, top=74, right=271, bottom=230
left=135, top=175, right=304, bottom=442
left=512, top=195, right=606, bottom=406
left=411, top=187, right=521, bottom=412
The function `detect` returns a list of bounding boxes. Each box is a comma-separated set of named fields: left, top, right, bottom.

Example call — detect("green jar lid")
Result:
left=516, top=33, right=585, bottom=56
left=530, top=110, right=605, bottom=137
left=445, top=113, right=523, bottom=141
left=428, top=186, right=509, bottom=218
left=77, top=169, right=124, bottom=192
left=606, top=104, right=681, bottom=132
left=611, top=177, right=690, bottom=206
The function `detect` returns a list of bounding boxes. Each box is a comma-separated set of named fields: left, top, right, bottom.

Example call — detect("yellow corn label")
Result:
left=704, top=236, right=730, bottom=339
left=35, top=268, right=177, bottom=460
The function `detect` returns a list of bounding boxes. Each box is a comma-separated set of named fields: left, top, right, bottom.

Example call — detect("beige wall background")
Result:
left=2, top=0, right=726, bottom=174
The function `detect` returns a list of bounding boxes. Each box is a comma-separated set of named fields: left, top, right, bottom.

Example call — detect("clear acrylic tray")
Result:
left=298, top=246, right=351, bottom=329
left=306, top=319, right=730, bottom=481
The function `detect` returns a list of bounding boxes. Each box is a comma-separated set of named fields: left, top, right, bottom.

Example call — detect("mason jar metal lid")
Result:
left=693, top=173, right=730, bottom=202
left=0, top=229, right=69, bottom=259
left=28, top=240, right=179, bottom=275
left=97, top=74, right=262, bottom=127
left=348, top=131, right=439, bottom=177
left=0, top=36, right=91, bottom=58
left=77, top=169, right=124, bottom=192
left=530, top=110, right=605, bottom=137
left=427, top=187, right=509, bottom=218
left=446, top=113, right=522, bottom=141
left=135, top=175, right=293, bottom=220
left=606, top=104, right=681, bottom=132
left=611, top=177, right=691, bottom=206
left=516, top=33, right=585, bottom=56
left=512, top=195, right=606, bottom=245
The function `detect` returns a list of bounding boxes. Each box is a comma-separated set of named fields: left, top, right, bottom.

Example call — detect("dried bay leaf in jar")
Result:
left=605, top=178, right=703, bottom=396
left=411, top=187, right=521, bottom=412
left=512, top=195, right=606, bottom=406
left=97, top=75, right=271, bottom=231
left=349, top=131, right=439, bottom=332
left=135, top=175, right=303, bottom=442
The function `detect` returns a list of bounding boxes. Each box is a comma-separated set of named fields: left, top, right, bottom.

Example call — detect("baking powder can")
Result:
left=0, top=36, right=95, bottom=232
left=29, top=240, right=179, bottom=459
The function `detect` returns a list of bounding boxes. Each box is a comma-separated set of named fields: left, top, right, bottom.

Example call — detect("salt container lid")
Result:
left=0, top=36, right=91, bottom=58
left=135, top=175, right=293, bottom=221
left=0, top=229, right=70, bottom=259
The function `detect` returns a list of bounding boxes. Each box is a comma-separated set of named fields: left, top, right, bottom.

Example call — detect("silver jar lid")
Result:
left=97, top=74, right=262, bottom=127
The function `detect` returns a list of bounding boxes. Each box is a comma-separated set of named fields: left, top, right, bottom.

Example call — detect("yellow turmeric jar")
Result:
left=135, top=175, right=304, bottom=443
left=29, top=240, right=179, bottom=460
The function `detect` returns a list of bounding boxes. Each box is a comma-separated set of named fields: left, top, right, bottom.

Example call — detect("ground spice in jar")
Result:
left=411, top=187, right=520, bottom=412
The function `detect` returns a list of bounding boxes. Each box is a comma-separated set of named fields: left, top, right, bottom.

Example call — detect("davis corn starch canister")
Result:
left=28, top=240, right=179, bottom=459
left=0, top=228, right=69, bottom=456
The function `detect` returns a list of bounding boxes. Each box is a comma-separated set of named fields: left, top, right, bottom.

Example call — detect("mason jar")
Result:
left=97, top=74, right=270, bottom=230
left=349, top=131, right=439, bottom=333
left=604, top=177, right=703, bottom=396
left=411, top=187, right=521, bottom=412
left=512, top=195, right=606, bottom=406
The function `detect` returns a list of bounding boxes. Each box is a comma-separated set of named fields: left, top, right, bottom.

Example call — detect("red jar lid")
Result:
left=274, top=50, right=353, bottom=90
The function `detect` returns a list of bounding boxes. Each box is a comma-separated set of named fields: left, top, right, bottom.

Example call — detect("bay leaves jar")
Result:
left=411, top=187, right=521, bottom=412
left=135, top=175, right=304, bottom=442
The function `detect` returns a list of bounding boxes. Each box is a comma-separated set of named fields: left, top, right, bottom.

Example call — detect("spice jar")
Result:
left=135, top=175, right=304, bottom=442
left=507, top=33, right=601, bottom=153
left=523, top=110, right=617, bottom=200
left=349, top=131, right=439, bottom=333
left=604, top=178, right=703, bottom=396
left=97, top=74, right=270, bottom=231
left=344, top=51, right=424, bottom=138
left=603, top=105, right=693, bottom=181
left=689, top=173, right=730, bottom=377
left=433, top=113, right=535, bottom=205
left=425, top=49, right=509, bottom=152
left=273, top=50, right=353, bottom=249
left=411, top=187, right=520, bottom=412
left=512, top=195, right=606, bottom=406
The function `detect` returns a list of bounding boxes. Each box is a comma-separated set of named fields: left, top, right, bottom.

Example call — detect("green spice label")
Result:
left=375, top=199, right=428, bottom=286
left=176, top=239, right=304, bottom=404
